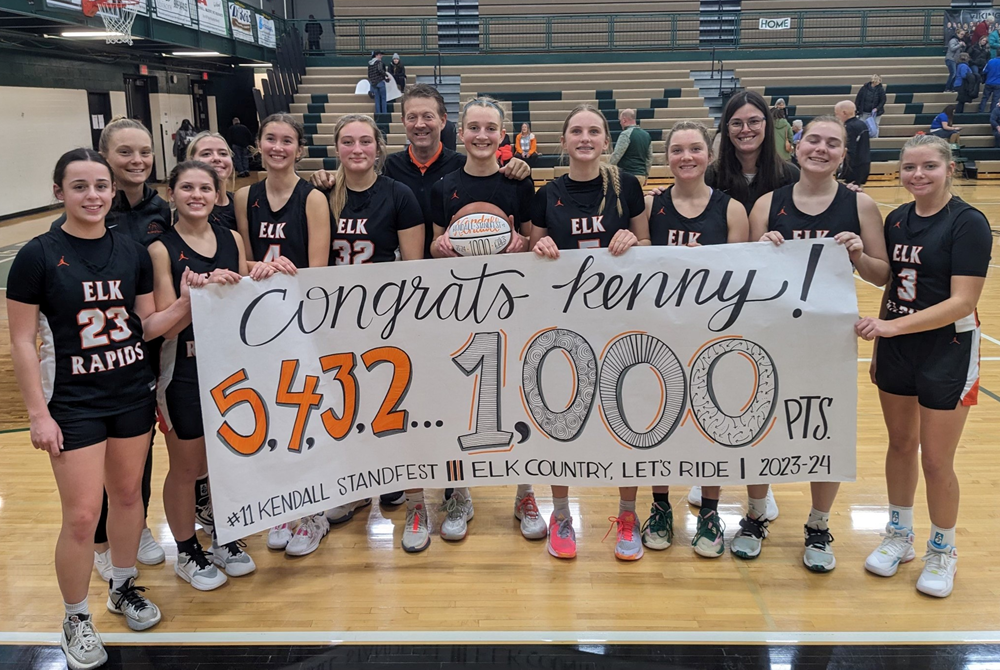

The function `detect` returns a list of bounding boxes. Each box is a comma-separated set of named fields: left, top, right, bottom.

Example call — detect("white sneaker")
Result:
left=864, top=523, right=916, bottom=577
left=402, top=503, right=430, bottom=553
left=175, top=544, right=228, bottom=591
left=107, top=576, right=161, bottom=631
left=764, top=487, right=779, bottom=521
left=514, top=492, right=547, bottom=539
left=285, top=514, right=330, bottom=556
left=61, top=614, right=107, bottom=670
left=440, top=491, right=474, bottom=540
left=136, top=527, right=165, bottom=565
left=196, top=500, right=215, bottom=537
left=803, top=525, right=836, bottom=573
left=687, top=486, right=702, bottom=507
left=916, top=542, right=958, bottom=598
left=211, top=538, right=257, bottom=577
left=93, top=549, right=113, bottom=583
left=267, top=523, right=294, bottom=550
left=325, top=498, right=372, bottom=524
left=731, top=513, right=769, bottom=559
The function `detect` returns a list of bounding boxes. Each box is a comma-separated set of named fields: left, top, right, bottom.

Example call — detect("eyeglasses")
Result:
left=728, top=117, right=765, bottom=131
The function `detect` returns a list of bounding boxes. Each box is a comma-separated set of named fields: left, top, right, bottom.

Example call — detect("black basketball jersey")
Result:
left=533, top=173, right=643, bottom=250
left=430, top=170, right=534, bottom=234
left=211, top=192, right=237, bottom=231
left=157, top=225, right=241, bottom=384
left=246, top=178, right=314, bottom=266
left=330, top=176, right=423, bottom=265
left=10, top=229, right=154, bottom=419
left=768, top=183, right=860, bottom=239
left=649, top=187, right=731, bottom=246
left=883, top=197, right=992, bottom=326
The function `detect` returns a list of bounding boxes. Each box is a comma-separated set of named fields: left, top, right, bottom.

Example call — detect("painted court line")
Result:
left=1, top=630, right=999, bottom=645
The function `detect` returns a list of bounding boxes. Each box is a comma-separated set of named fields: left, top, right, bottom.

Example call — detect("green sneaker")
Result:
left=640, top=501, right=673, bottom=550
left=692, top=508, right=726, bottom=558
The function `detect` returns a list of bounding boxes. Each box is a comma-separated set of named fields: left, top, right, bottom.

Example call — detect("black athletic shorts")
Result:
left=875, top=324, right=980, bottom=410
left=54, top=398, right=156, bottom=451
left=159, top=379, right=204, bottom=440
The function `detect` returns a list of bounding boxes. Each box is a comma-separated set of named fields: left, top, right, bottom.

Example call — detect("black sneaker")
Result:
left=380, top=491, right=406, bottom=506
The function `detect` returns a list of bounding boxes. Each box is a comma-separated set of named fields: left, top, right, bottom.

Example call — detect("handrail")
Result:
left=287, top=8, right=945, bottom=56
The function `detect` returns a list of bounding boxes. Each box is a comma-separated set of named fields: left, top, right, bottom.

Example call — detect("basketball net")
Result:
left=82, top=0, right=139, bottom=45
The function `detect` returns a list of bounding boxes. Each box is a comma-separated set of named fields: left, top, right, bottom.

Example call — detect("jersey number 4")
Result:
left=896, top=268, right=917, bottom=302
left=332, top=239, right=375, bottom=265
left=77, top=307, right=132, bottom=349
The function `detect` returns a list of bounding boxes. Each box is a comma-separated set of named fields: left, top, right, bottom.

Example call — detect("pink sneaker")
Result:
left=547, top=513, right=577, bottom=559
left=605, top=510, right=643, bottom=561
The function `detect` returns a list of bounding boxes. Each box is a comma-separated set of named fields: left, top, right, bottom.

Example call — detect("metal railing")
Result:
left=287, top=8, right=946, bottom=56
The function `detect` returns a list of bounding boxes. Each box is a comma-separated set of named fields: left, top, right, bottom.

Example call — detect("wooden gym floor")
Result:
left=0, top=182, right=999, bottom=662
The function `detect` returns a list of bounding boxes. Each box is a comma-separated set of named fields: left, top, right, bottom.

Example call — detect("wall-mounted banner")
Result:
left=256, top=13, right=276, bottom=47
left=229, top=1, right=255, bottom=42
left=152, top=0, right=194, bottom=27
left=758, top=17, right=790, bottom=30
left=192, top=241, right=859, bottom=544
left=196, top=0, right=228, bottom=37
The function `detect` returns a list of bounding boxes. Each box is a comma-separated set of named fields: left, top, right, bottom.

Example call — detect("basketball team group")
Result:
left=7, top=83, right=990, bottom=669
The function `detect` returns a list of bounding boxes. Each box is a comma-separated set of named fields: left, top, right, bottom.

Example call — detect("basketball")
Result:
left=447, top=202, right=513, bottom=257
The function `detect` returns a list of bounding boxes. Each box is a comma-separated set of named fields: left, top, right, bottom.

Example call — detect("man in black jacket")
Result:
left=836, top=100, right=871, bottom=186
left=229, top=117, right=254, bottom=178
left=854, top=74, right=886, bottom=138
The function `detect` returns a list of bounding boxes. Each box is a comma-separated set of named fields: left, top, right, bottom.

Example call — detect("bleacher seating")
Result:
left=289, top=55, right=1000, bottom=184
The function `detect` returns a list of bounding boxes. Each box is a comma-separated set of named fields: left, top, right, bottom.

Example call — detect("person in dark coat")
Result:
left=304, top=15, right=323, bottom=51
left=970, top=35, right=991, bottom=73
left=835, top=100, right=870, bottom=186
left=855, top=74, right=886, bottom=138
left=441, top=119, right=457, bottom=152
left=955, top=53, right=980, bottom=113
left=387, top=53, right=407, bottom=92
left=228, top=117, right=254, bottom=178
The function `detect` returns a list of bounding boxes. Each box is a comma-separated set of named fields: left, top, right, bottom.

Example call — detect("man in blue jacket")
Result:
left=990, top=100, right=1000, bottom=147
left=979, top=55, right=1000, bottom=112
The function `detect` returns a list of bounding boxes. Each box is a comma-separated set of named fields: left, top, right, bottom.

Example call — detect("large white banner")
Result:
left=192, top=241, right=858, bottom=544
left=256, top=13, right=276, bottom=48
left=152, top=0, right=194, bottom=27
left=196, top=0, right=228, bottom=37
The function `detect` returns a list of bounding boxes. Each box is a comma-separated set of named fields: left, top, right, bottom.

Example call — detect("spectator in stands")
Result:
left=515, top=122, right=539, bottom=166
left=955, top=53, right=981, bottom=114
left=973, top=14, right=994, bottom=45
left=173, top=119, right=197, bottom=165
left=610, top=108, right=652, bottom=186
left=305, top=15, right=323, bottom=51
left=855, top=74, right=886, bottom=139
left=791, top=119, right=803, bottom=144
left=368, top=50, right=389, bottom=115
left=970, top=35, right=991, bottom=73
left=772, top=98, right=787, bottom=114
left=930, top=105, right=962, bottom=143
left=990, top=99, right=1000, bottom=147
left=980, top=53, right=1000, bottom=112
left=496, top=131, right=513, bottom=166
left=835, top=100, right=870, bottom=186
left=772, top=107, right=794, bottom=162
left=946, top=31, right=966, bottom=92
left=229, top=117, right=254, bottom=178
left=990, top=23, right=1000, bottom=59
left=388, top=54, right=407, bottom=92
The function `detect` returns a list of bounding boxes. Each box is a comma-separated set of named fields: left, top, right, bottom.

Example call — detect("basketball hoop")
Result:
left=81, top=0, right=140, bottom=45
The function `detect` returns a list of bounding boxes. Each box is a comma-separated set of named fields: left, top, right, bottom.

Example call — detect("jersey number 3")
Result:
left=896, top=268, right=917, bottom=302
left=332, top=240, right=375, bottom=265
left=77, top=307, right=132, bottom=349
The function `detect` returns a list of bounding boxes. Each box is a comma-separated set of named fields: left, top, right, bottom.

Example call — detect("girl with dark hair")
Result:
left=8, top=149, right=196, bottom=669
left=930, top=105, right=962, bottom=142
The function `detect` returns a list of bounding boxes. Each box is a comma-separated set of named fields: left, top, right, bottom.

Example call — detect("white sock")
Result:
left=454, top=487, right=471, bottom=500
left=619, top=498, right=636, bottom=515
left=516, top=484, right=533, bottom=498
left=552, top=496, right=570, bottom=518
left=889, top=504, right=913, bottom=529
left=748, top=496, right=768, bottom=519
left=806, top=508, right=830, bottom=530
left=930, top=524, right=956, bottom=549
left=111, top=565, right=138, bottom=591
left=64, top=598, right=89, bottom=619
left=406, top=491, right=424, bottom=508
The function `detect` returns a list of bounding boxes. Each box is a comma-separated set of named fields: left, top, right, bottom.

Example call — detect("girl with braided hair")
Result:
left=530, top=104, right=650, bottom=560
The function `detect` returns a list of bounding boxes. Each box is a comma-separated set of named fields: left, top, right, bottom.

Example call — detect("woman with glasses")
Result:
left=684, top=90, right=797, bottom=521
